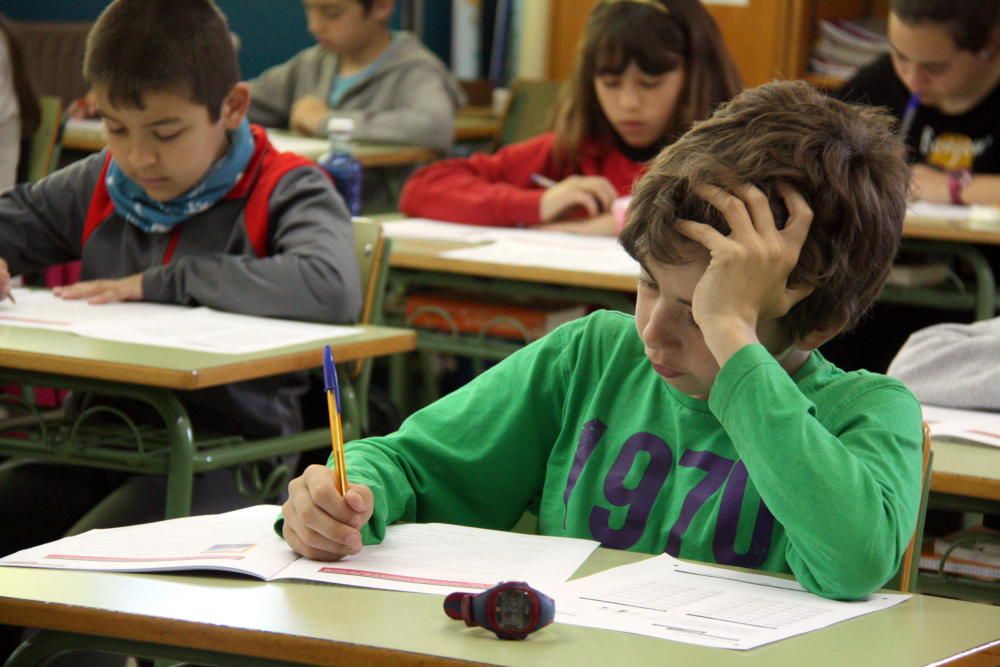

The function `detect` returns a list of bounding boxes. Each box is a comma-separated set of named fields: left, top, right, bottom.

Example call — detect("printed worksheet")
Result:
left=0, top=288, right=357, bottom=354
left=0, top=505, right=600, bottom=596
left=554, top=553, right=909, bottom=650
left=921, top=404, right=1000, bottom=449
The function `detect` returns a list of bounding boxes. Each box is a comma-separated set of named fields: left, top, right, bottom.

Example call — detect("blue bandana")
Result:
left=105, top=119, right=256, bottom=233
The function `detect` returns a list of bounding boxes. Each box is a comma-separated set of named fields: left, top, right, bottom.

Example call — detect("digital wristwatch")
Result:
left=443, top=581, right=555, bottom=640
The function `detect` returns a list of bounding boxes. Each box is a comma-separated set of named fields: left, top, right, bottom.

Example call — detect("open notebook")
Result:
left=0, top=505, right=597, bottom=597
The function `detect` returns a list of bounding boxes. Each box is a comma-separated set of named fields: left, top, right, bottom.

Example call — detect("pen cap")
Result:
left=322, top=345, right=342, bottom=412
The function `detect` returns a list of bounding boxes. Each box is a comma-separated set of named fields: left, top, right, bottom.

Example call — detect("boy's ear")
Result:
left=796, top=319, right=846, bottom=351
left=371, top=0, right=395, bottom=23
left=219, top=83, right=251, bottom=130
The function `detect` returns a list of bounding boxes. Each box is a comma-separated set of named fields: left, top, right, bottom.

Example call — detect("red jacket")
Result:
left=399, top=132, right=647, bottom=227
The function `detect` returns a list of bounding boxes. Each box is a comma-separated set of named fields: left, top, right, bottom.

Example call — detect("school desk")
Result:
left=454, top=105, right=501, bottom=143
left=895, top=214, right=1000, bottom=320
left=61, top=119, right=439, bottom=170
left=382, top=230, right=637, bottom=409
left=1, top=549, right=999, bottom=667
left=0, top=322, right=415, bottom=518
left=920, top=437, right=1000, bottom=604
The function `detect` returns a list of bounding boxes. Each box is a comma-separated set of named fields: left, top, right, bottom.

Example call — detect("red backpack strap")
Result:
left=236, top=126, right=318, bottom=257
left=81, top=154, right=116, bottom=247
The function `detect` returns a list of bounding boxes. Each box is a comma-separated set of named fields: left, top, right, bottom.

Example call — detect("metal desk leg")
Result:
left=139, top=388, right=195, bottom=519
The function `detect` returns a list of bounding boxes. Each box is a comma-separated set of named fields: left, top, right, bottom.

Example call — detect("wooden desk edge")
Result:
left=931, top=472, right=1000, bottom=502
left=391, top=251, right=637, bottom=293
left=0, top=330, right=416, bottom=390
left=0, top=596, right=478, bottom=667
left=934, top=638, right=1000, bottom=667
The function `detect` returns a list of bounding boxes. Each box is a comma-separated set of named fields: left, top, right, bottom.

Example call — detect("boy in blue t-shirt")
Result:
left=280, top=81, right=924, bottom=600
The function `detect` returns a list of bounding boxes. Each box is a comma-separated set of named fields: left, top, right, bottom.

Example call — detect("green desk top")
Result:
left=0, top=550, right=998, bottom=666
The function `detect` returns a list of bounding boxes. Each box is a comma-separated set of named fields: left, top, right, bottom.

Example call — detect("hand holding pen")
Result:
left=322, top=344, right=348, bottom=496
left=899, top=93, right=919, bottom=138
left=534, top=172, right=618, bottom=222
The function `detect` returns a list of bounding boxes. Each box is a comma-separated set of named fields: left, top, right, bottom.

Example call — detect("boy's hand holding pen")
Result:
left=280, top=346, right=373, bottom=562
left=535, top=173, right=618, bottom=222
left=323, top=345, right=348, bottom=496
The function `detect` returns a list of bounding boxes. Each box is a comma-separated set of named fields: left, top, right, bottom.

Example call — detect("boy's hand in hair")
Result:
left=282, top=464, right=374, bottom=561
left=539, top=175, right=618, bottom=222
left=54, top=273, right=144, bottom=304
left=677, top=183, right=814, bottom=362
left=539, top=212, right=617, bottom=236
left=290, top=95, right=332, bottom=136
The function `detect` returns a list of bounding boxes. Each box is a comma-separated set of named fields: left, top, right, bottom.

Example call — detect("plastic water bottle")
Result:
left=320, top=117, right=363, bottom=216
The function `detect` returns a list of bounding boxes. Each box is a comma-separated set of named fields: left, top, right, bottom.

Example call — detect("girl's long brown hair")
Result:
left=552, top=0, right=741, bottom=173
left=0, top=16, right=40, bottom=137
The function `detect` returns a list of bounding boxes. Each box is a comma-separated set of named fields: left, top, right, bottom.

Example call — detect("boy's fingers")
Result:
left=732, top=184, right=778, bottom=236
left=776, top=182, right=813, bottom=248
left=693, top=184, right=753, bottom=236
left=675, top=218, right=727, bottom=249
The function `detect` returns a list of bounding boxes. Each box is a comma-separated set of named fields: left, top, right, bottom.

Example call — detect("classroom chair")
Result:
left=24, top=95, right=64, bottom=183
left=493, top=79, right=563, bottom=149
left=886, top=422, right=933, bottom=593
left=0, top=218, right=392, bottom=518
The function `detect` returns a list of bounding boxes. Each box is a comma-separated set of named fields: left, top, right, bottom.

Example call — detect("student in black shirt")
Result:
left=834, top=0, right=999, bottom=206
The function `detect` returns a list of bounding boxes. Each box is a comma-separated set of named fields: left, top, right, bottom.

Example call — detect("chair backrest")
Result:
left=888, top=422, right=934, bottom=593
left=493, top=79, right=564, bottom=149
left=350, top=217, right=390, bottom=376
left=352, top=217, right=389, bottom=326
left=25, top=96, right=64, bottom=183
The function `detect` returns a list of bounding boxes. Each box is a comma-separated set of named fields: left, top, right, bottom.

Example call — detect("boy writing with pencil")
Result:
left=0, top=0, right=361, bottom=557
left=281, top=81, right=924, bottom=601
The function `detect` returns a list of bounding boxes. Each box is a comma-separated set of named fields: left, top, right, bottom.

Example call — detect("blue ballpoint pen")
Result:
left=322, top=345, right=348, bottom=496
left=899, top=93, right=919, bottom=138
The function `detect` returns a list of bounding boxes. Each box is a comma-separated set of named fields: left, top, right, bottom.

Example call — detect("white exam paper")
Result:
left=921, top=404, right=1000, bottom=449
left=1, top=505, right=600, bottom=597
left=0, top=288, right=357, bottom=354
left=555, top=554, right=909, bottom=650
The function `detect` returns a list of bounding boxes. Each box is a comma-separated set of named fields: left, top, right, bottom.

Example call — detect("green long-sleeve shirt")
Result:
left=321, top=311, right=923, bottom=599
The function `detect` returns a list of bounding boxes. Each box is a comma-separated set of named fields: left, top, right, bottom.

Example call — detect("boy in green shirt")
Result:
left=280, top=80, right=923, bottom=600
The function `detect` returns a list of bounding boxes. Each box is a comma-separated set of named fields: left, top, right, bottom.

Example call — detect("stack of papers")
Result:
left=0, top=288, right=357, bottom=355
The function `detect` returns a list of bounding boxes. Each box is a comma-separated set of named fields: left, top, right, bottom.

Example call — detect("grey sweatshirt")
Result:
left=0, top=135, right=361, bottom=436
left=248, top=32, right=466, bottom=152
left=887, top=317, right=1000, bottom=410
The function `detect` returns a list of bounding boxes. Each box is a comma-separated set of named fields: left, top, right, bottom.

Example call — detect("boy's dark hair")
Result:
left=552, top=0, right=742, bottom=173
left=621, top=80, right=908, bottom=339
left=83, top=0, right=239, bottom=121
left=891, top=0, right=1000, bottom=52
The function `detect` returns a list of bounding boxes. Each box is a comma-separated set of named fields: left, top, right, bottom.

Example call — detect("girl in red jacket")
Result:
left=400, top=0, right=741, bottom=233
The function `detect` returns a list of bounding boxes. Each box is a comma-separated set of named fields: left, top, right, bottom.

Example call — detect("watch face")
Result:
left=493, top=589, right=533, bottom=630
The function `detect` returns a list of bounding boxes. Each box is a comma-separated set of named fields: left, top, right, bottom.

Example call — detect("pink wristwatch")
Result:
left=949, top=169, right=972, bottom=205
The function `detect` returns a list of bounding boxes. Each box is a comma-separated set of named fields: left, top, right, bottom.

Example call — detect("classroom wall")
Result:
left=0, top=0, right=314, bottom=79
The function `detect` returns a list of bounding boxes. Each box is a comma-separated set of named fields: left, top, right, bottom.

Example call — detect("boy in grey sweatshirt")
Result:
left=248, top=0, right=466, bottom=153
